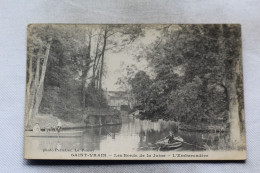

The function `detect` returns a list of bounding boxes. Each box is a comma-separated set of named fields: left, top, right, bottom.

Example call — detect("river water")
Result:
left=31, top=116, right=230, bottom=152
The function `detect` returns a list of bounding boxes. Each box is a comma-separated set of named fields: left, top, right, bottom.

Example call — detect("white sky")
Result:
left=103, top=29, right=160, bottom=91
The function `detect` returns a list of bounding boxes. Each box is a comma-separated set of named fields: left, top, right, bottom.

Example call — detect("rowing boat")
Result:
left=26, top=131, right=83, bottom=137
left=155, top=137, right=184, bottom=150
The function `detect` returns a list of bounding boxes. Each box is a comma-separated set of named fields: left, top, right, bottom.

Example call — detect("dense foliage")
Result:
left=27, top=24, right=243, bottom=128
left=27, top=24, right=143, bottom=123
left=130, top=25, right=243, bottom=125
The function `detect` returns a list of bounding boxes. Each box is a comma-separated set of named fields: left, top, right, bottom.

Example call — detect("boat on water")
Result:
left=155, top=137, right=184, bottom=150
left=26, top=131, right=83, bottom=137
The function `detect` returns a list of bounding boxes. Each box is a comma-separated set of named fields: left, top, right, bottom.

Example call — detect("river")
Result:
left=30, top=116, right=231, bottom=152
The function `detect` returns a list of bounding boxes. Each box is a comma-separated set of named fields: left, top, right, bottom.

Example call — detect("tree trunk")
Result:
left=99, top=29, right=108, bottom=91
left=81, top=33, right=92, bottom=111
left=82, top=79, right=86, bottom=110
left=25, top=56, right=33, bottom=128
left=33, top=43, right=51, bottom=116
left=26, top=54, right=40, bottom=128
left=226, top=66, right=242, bottom=148
left=92, top=37, right=99, bottom=85
left=96, top=70, right=100, bottom=89
left=220, top=25, right=242, bottom=148
left=26, top=42, right=51, bottom=128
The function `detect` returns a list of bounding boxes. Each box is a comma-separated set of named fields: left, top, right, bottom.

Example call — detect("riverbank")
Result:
left=132, top=112, right=228, bottom=133
left=28, top=114, right=85, bottom=130
left=178, top=123, right=228, bottom=133
left=27, top=107, right=122, bottom=130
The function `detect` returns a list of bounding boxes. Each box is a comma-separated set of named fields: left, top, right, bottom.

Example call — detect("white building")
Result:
left=106, top=91, right=133, bottom=111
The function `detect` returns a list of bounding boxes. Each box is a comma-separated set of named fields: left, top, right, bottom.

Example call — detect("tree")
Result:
left=130, top=71, right=152, bottom=107
left=94, top=25, right=144, bottom=92
left=28, top=25, right=94, bottom=124
left=132, top=24, right=244, bottom=138
left=99, top=28, right=108, bottom=91
left=26, top=25, right=53, bottom=128
left=115, top=63, right=138, bottom=91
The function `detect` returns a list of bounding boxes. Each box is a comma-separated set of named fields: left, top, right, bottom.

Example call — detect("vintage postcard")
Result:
left=24, top=24, right=246, bottom=160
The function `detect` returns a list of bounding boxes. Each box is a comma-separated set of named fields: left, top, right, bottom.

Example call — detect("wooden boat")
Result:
left=155, top=137, right=183, bottom=150
left=26, top=131, right=83, bottom=137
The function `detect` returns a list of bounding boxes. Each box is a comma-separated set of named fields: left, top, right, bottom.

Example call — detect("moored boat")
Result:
left=26, top=131, right=83, bottom=137
left=155, top=137, right=184, bottom=150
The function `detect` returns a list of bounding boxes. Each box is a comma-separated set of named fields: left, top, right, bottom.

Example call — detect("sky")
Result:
left=103, top=29, right=160, bottom=91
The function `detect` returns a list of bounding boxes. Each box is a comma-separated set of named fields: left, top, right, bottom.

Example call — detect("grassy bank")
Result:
left=28, top=114, right=85, bottom=130
left=27, top=107, right=122, bottom=130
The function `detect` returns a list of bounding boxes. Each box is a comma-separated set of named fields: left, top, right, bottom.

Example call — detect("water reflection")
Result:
left=32, top=116, right=230, bottom=152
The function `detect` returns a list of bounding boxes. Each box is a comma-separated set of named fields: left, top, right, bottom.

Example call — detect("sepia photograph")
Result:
left=24, top=24, right=246, bottom=160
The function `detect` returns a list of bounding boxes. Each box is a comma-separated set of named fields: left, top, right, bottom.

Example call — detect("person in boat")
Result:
left=166, top=131, right=176, bottom=144
left=56, top=120, right=62, bottom=133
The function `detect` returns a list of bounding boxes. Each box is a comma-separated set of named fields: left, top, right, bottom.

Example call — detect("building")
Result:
left=106, top=91, right=134, bottom=111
